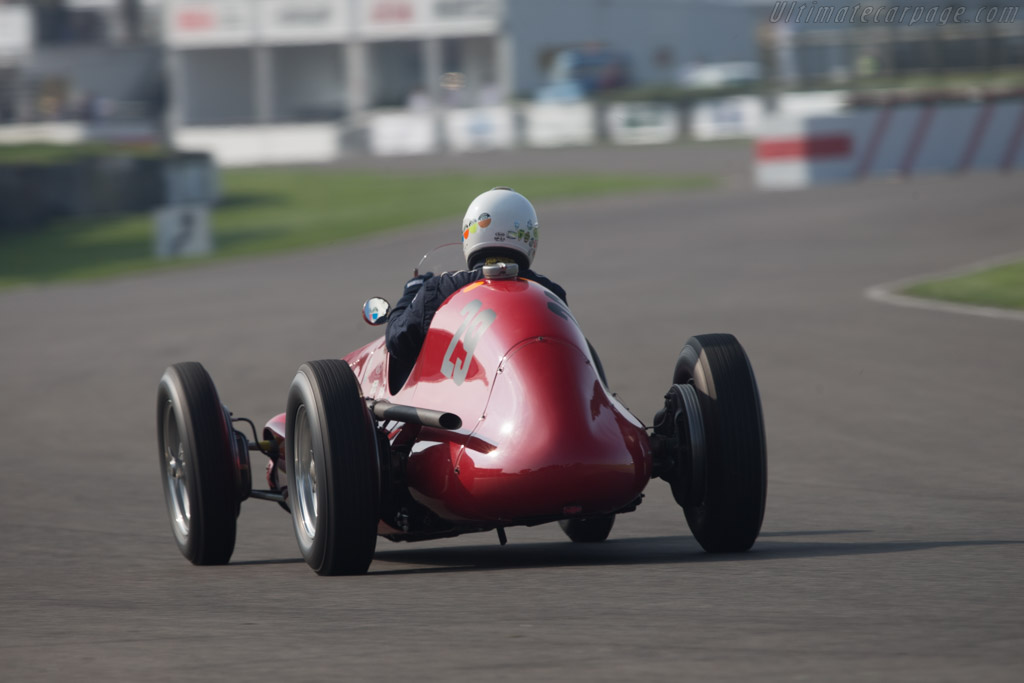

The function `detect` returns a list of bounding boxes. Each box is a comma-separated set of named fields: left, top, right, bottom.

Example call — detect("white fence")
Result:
left=10, top=92, right=1022, bottom=180
left=605, top=102, right=680, bottom=146
left=522, top=102, right=597, bottom=148
left=690, top=91, right=846, bottom=141
left=367, top=112, right=439, bottom=157
left=0, top=121, right=159, bottom=145
left=444, top=107, right=517, bottom=153
left=173, top=124, right=341, bottom=166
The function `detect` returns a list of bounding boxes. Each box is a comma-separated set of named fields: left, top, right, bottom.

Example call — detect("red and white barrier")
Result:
left=755, top=115, right=857, bottom=189
left=755, top=97, right=1024, bottom=189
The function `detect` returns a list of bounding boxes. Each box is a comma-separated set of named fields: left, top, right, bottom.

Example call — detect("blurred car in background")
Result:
left=536, top=46, right=630, bottom=102
left=678, top=61, right=762, bottom=90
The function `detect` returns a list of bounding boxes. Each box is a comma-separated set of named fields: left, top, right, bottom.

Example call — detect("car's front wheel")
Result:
left=286, top=360, right=380, bottom=575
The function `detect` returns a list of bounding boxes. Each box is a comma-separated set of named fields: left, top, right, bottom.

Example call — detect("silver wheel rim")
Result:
left=162, top=399, right=190, bottom=543
left=293, top=404, right=318, bottom=545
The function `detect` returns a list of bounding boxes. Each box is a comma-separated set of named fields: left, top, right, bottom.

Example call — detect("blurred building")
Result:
left=5, top=0, right=1022, bottom=161
left=0, top=0, right=163, bottom=125
left=742, top=0, right=1024, bottom=87
left=161, top=0, right=760, bottom=127
left=0, top=0, right=762, bottom=128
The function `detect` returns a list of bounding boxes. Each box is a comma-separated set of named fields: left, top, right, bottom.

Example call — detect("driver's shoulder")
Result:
left=435, top=268, right=482, bottom=294
left=523, top=269, right=567, bottom=302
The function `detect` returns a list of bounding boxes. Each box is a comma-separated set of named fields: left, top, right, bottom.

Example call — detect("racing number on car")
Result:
left=441, top=300, right=496, bottom=385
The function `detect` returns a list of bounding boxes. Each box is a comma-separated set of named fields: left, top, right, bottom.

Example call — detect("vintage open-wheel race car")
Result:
left=156, top=249, right=766, bottom=575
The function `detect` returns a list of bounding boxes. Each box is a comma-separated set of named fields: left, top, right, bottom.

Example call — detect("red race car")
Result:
left=156, top=251, right=767, bottom=575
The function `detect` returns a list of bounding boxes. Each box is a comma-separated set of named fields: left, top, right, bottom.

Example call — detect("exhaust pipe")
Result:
left=367, top=400, right=462, bottom=430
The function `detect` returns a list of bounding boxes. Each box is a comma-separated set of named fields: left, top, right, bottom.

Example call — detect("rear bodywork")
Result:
left=266, top=277, right=652, bottom=539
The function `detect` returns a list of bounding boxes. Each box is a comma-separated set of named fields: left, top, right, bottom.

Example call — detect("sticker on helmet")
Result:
left=463, top=212, right=492, bottom=241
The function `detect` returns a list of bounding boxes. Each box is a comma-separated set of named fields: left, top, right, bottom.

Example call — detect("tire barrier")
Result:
left=0, top=152, right=214, bottom=234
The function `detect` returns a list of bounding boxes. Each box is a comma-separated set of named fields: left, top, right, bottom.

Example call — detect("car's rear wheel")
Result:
left=559, top=514, right=615, bottom=543
left=672, top=334, right=766, bottom=553
left=156, top=362, right=237, bottom=565
left=286, top=360, right=380, bottom=575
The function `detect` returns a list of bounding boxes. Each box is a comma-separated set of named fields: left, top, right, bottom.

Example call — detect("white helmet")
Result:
left=462, top=187, right=539, bottom=270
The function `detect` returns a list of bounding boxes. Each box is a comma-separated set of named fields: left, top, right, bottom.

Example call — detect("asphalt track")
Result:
left=2, top=145, right=1022, bottom=681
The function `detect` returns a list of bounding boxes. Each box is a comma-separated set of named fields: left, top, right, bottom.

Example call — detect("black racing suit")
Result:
left=385, top=268, right=567, bottom=371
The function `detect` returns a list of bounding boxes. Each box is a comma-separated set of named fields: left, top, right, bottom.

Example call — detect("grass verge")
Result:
left=0, top=142, right=165, bottom=165
left=0, top=167, right=714, bottom=290
left=903, top=260, right=1024, bottom=310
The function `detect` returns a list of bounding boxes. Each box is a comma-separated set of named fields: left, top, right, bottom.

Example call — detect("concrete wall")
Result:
left=0, top=152, right=212, bottom=233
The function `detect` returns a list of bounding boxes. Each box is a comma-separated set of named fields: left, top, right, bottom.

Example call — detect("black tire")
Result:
left=559, top=515, right=615, bottom=543
left=156, top=362, right=237, bottom=565
left=286, top=360, right=380, bottom=576
left=673, top=334, right=766, bottom=553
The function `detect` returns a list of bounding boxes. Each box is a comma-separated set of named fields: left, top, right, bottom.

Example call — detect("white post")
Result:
left=345, top=40, right=369, bottom=115
left=495, top=31, right=514, bottom=102
left=253, top=44, right=274, bottom=123
left=494, top=0, right=513, bottom=102
left=422, top=37, right=443, bottom=108
left=162, top=48, right=187, bottom=145
left=160, top=1, right=185, bottom=146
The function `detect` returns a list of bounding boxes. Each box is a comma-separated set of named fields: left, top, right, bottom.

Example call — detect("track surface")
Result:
left=2, top=146, right=1022, bottom=681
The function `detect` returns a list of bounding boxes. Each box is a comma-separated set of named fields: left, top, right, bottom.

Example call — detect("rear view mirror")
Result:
left=362, top=297, right=391, bottom=326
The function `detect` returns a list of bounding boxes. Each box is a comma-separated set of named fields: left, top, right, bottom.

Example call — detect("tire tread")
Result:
left=674, top=334, right=766, bottom=552
left=292, top=360, right=379, bottom=575
left=158, top=362, right=236, bottom=565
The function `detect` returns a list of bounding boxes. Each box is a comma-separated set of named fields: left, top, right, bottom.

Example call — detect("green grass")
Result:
left=903, top=261, right=1024, bottom=310
left=850, top=66, right=1024, bottom=94
left=0, top=167, right=714, bottom=289
left=600, top=67, right=1024, bottom=104
left=0, top=143, right=165, bottom=165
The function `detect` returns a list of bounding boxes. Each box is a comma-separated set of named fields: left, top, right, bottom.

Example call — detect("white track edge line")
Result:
left=864, top=249, right=1024, bottom=323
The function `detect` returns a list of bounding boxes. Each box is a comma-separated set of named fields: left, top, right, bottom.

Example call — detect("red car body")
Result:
left=263, top=276, right=651, bottom=537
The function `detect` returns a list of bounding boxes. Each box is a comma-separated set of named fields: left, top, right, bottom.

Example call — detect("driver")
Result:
left=386, top=187, right=567, bottom=364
